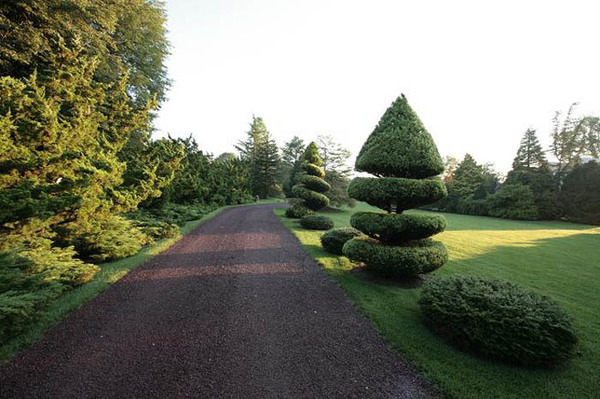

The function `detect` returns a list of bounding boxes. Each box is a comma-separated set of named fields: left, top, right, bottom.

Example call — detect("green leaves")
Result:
left=420, top=275, right=578, bottom=366
left=355, top=95, right=444, bottom=179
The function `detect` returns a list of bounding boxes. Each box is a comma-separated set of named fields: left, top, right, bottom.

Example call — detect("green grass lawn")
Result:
left=275, top=203, right=600, bottom=399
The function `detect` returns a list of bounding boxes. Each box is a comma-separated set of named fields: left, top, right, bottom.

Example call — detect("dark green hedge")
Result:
left=320, top=227, right=362, bottom=255
left=419, top=275, right=578, bottom=366
left=298, top=174, right=331, bottom=193
left=355, top=95, right=445, bottom=179
left=292, top=185, right=329, bottom=210
left=285, top=202, right=313, bottom=219
left=350, top=212, right=446, bottom=243
left=300, top=215, right=334, bottom=230
left=343, top=237, right=447, bottom=276
left=301, top=162, right=325, bottom=178
left=348, top=177, right=447, bottom=212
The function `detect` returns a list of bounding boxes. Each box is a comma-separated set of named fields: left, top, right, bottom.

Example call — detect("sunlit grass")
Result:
left=276, top=203, right=600, bottom=399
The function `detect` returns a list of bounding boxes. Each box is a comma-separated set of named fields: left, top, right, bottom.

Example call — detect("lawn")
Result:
left=275, top=203, right=600, bottom=399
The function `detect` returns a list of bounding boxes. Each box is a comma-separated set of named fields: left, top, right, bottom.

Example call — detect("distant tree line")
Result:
left=431, top=106, right=600, bottom=224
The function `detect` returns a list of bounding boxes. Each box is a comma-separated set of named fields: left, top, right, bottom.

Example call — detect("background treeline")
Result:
left=431, top=107, right=600, bottom=224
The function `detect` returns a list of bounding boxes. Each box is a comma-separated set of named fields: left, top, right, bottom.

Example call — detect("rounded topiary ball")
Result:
left=419, top=275, right=578, bottom=366
left=300, top=215, right=334, bottom=230
left=320, top=227, right=362, bottom=255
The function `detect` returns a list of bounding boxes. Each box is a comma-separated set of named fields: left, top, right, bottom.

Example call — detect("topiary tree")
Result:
left=343, top=95, right=448, bottom=277
left=286, top=142, right=331, bottom=221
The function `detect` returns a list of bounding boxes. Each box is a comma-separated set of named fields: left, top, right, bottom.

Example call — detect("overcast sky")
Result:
left=155, top=0, right=600, bottom=173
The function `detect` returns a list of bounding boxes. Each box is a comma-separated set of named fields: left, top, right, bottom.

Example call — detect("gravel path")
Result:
left=0, top=204, right=438, bottom=398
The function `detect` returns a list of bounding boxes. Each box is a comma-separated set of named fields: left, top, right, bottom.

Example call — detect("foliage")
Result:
left=505, top=169, right=558, bottom=220
left=284, top=202, right=313, bottom=219
left=317, top=134, right=352, bottom=175
left=512, top=129, right=548, bottom=170
left=343, top=237, right=447, bottom=277
left=299, top=215, right=334, bottom=230
left=350, top=212, right=446, bottom=243
left=236, top=116, right=281, bottom=198
left=324, top=171, right=355, bottom=208
left=281, top=136, right=306, bottom=196
left=560, top=161, right=600, bottom=225
left=420, top=275, right=578, bottom=366
left=487, top=184, right=538, bottom=220
left=67, top=216, right=147, bottom=262
left=287, top=142, right=330, bottom=214
left=451, top=154, right=488, bottom=199
left=320, top=227, right=362, bottom=255
left=344, top=95, right=448, bottom=277
left=355, top=94, right=444, bottom=178
left=348, top=177, right=447, bottom=212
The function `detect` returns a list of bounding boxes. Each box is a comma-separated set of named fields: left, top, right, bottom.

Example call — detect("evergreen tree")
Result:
left=236, top=116, right=281, bottom=198
left=506, top=129, right=558, bottom=219
left=451, top=154, right=486, bottom=199
left=285, top=142, right=331, bottom=219
left=559, top=161, right=600, bottom=225
left=344, top=95, right=448, bottom=277
left=316, top=135, right=354, bottom=207
left=513, top=129, right=548, bottom=170
left=281, top=136, right=306, bottom=197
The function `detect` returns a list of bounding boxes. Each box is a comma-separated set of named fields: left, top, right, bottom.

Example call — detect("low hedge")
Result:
left=348, top=177, right=447, bottom=212
left=302, top=162, right=325, bottom=178
left=298, top=174, right=331, bottom=193
left=419, top=275, right=578, bottom=366
left=343, top=237, right=447, bottom=276
left=292, top=185, right=329, bottom=210
left=300, top=215, right=334, bottom=230
left=320, top=227, right=362, bottom=255
left=350, top=212, right=446, bottom=243
left=285, top=202, right=313, bottom=219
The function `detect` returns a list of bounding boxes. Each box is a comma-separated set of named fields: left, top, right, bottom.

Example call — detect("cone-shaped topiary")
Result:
left=286, top=142, right=331, bottom=216
left=343, top=95, right=448, bottom=277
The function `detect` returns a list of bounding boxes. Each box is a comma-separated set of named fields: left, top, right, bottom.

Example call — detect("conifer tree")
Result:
left=285, top=143, right=331, bottom=219
left=236, top=116, right=281, bottom=199
left=343, top=95, right=448, bottom=277
left=512, top=129, right=548, bottom=170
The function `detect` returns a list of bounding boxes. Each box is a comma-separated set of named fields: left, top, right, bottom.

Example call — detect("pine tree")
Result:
left=236, top=116, right=281, bottom=199
left=451, top=154, right=486, bottom=199
left=512, top=129, right=548, bottom=170
left=343, top=95, right=448, bottom=277
left=281, top=136, right=306, bottom=197
left=506, top=129, right=557, bottom=219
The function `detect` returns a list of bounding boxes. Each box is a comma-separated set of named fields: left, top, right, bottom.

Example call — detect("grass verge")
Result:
left=275, top=202, right=600, bottom=399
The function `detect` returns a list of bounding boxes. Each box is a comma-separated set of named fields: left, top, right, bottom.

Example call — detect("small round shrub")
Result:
left=419, top=275, right=578, bottom=366
left=298, top=174, right=331, bottom=193
left=320, top=227, right=362, bottom=255
left=343, top=237, right=447, bottom=276
left=347, top=177, right=447, bottom=212
left=285, top=203, right=313, bottom=219
left=300, top=215, right=334, bottom=230
left=350, top=212, right=446, bottom=243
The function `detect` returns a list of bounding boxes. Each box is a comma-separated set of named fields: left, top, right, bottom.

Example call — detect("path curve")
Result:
left=0, top=204, right=437, bottom=398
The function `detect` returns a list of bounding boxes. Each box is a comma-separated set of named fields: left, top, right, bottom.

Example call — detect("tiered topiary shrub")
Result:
left=419, top=275, right=578, bottom=366
left=343, top=94, right=448, bottom=277
left=286, top=142, right=333, bottom=228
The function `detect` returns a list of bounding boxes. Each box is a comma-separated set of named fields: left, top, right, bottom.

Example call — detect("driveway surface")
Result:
left=0, top=204, right=437, bottom=398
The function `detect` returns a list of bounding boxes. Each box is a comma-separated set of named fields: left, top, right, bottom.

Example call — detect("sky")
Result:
left=155, top=0, right=600, bottom=173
